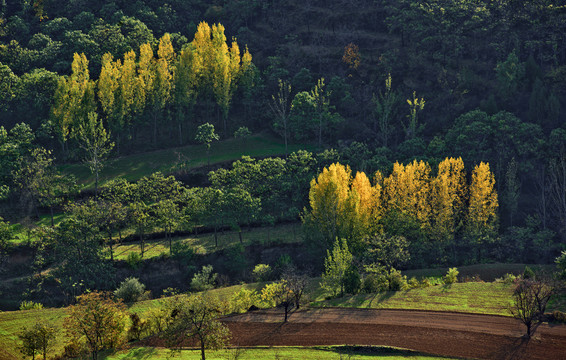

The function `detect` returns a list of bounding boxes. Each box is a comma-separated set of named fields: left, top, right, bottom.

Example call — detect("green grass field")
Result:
left=60, top=133, right=314, bottom=188
left=103, top=346, right=461, bottom=360
left=313, top=282, right=515, bottom=316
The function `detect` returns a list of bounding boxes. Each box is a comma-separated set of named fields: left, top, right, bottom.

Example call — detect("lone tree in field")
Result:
left=195, top=122, right=219, bottom=166
left=165, top=293, right=231, bottom=360
left=510, top=276, right=554, bottom=338
left=260, top=280, right=295, bottom=322
left=64, top=291, right=127, bottom=360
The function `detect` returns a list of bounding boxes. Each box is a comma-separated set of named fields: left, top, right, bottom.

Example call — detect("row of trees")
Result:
left=51, top=21, right=253, bottom=158
left=304, top=159, right=498, bottom=263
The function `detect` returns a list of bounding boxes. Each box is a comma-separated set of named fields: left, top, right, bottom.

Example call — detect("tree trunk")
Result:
left=178, top=123, right=183, bottom=145
left=50, top=206, right=54, bottom=226
left=239, top=229, right=243, bottom=244
left=108, top=231, right=114, bottom=261
left=200, top=340, right=206, bottom=360
left=214, top=227, right=218, bottom=248
left=95, top=171, right=99, bottom=199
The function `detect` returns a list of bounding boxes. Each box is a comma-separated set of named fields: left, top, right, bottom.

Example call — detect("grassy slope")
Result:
left=111, top=222, right=302, bottom=260
left=313, top=282, right=515, bottom=316
left=0, top=280, right=518, bottom=360
left=60, top=133, right=315, bottom=187
left=104, top=346, right=461, bottom=359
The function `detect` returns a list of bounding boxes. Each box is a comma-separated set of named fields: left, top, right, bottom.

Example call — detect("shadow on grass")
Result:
left=331, top=345, right=456, bottom=358
left=113, top=347, right=159, bottom=359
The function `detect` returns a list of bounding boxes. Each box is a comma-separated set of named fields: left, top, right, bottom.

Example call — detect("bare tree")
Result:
left=510, top=277, right=554, bottom=338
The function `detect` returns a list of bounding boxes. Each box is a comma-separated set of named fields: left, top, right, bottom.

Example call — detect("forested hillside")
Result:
left=0, top=0, right=565, bottom=307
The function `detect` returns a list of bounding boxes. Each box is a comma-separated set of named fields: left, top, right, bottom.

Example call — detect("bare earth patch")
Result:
left=222, top=308, right=566, bottom=360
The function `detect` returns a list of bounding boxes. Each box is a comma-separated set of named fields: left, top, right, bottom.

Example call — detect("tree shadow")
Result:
left=105, top=347, right=159, bottom=359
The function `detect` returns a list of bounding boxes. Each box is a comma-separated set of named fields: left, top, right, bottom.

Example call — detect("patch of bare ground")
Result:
left=221, top=308, right=566, bottom=360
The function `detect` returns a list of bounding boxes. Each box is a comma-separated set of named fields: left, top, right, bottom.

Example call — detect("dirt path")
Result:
left=222, top=308, right=566, bottom=360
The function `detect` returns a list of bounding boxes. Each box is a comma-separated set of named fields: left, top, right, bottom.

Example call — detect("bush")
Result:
left=114, top=277, right=146, bottom=303
left=362, top=273, right=388, bottom=293
left=407, top=277, right=420, bottom=289
left=126, top=252, right=142, bottom=270
left=343, top=265, right=361, bottom=294
left=552, top=310, right=566, bottom=323
left=230, top=288, right=260, bottom=313
left=443, top=267, right=459, bottom=285
left=387, top=269, right=408, bottom=291
left=523, top=265, right=535, bottom=280
left=19, top=301, right=43, bottom=310
left=191, top=265, right=217, bottom=291
left=495, top=273, right=517, bottom=285
left=252, top=264, right=272, bottom=282
left=128, top=313, right=148, bottom=340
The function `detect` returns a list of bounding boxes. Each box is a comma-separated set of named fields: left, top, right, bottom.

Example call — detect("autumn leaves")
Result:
left=51, top=22, right=252, bottom=152
left=304, top=158, right=499, bottom=259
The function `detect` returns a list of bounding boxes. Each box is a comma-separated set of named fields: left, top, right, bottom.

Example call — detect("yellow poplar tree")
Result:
left=351, top=171, right=381, bottom=234
left=431, top=157, right=467, bottom=243
left=148, top=33, right=175, bottom=144
left=383, top=160, right=432, bottom=231
left=174, top=45, right=199, bottom=144
left=306, top=163, right=352, bottom=248
left=51, top=53, right=96, bottom=146
left=466, top=162, right=499, bottom=260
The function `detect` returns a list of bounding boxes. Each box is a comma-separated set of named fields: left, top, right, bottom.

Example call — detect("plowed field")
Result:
left=222, top=308, right=566, bottom=360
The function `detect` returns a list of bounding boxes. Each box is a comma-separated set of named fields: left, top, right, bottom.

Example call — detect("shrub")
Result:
left=230, top=288, right=260, bottom=313
left=342, top=265, right=361, bottom=294
left=19, top=301, right=43, bottom=310
left=387, top=269, right=408, bottom=291
left=114, top=277, right=146, bottom=303
left=128, top=313, right=148, bottom=340
left=523, top=265, right=535, bottom=279
left=495, top=273, right=517, bottom=285
left=191, top=265, right=217, bottom=291
left=407, top=277, right=420, bottom=289
left=252, top=264, right=272, bottom=282
left=126, top=252, right=142, bottom=270
left=362, top=273, right=388, bottom=293
left=552, top=311, right=566, bottom=323
left=443, top=267, right=459, bottom=285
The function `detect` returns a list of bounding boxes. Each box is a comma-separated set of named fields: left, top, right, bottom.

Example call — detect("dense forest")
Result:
left=1, top=0, right=566, bottom=309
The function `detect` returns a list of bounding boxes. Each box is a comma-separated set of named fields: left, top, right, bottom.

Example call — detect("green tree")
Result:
left=76, top=112, right=114, bottom=197
left=321, top=239, right=353, bottom=297
left=270, top=79, right=292, bottom=155
left=404, top=91, right=425, bottom=140
left=260, top=281, right=294, bottom=322
left=18, top=323, right=56, bottom=360
left=373, top=73, right=400, bottom=147
left=195, top=122, right=219, bottom=166
left=64, top=291, right=127, bottom=360
left=165, top=293, right=231, bottom=360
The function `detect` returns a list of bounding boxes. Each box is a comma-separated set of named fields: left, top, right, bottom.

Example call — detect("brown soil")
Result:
left=222, top=308, right=566, bottom=360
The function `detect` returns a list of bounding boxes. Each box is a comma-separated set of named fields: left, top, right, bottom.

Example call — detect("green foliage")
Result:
left=556, top=251, right=566, bottom=280
left=19, top=300, right=44, bottom=310
left=523, top=266, right=535, bottom=280
left=252, top=263, right=272, bottom=282
left=126, top=252, right=142, bottom=270
left=343, top=265, right=361, bottom=295
left=64, top=291, right=128, bottom=360
left=114, top=277, right=146, bottom=303
left=443, top=268, right=459, bottom=285
left=191, top=265, right=218, bottom=291
left=387, top=269, right=408, bottom=291
left=321, top=239, right=353, bottom=297
left=163, top=293, right=231, bottom=358
left=18, top=322, right=56, bottom=360
left=230, top=288, right=260, bottom=313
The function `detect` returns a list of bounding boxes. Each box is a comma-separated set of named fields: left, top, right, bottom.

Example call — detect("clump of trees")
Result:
left=303, top=159, right=498, bottom=264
